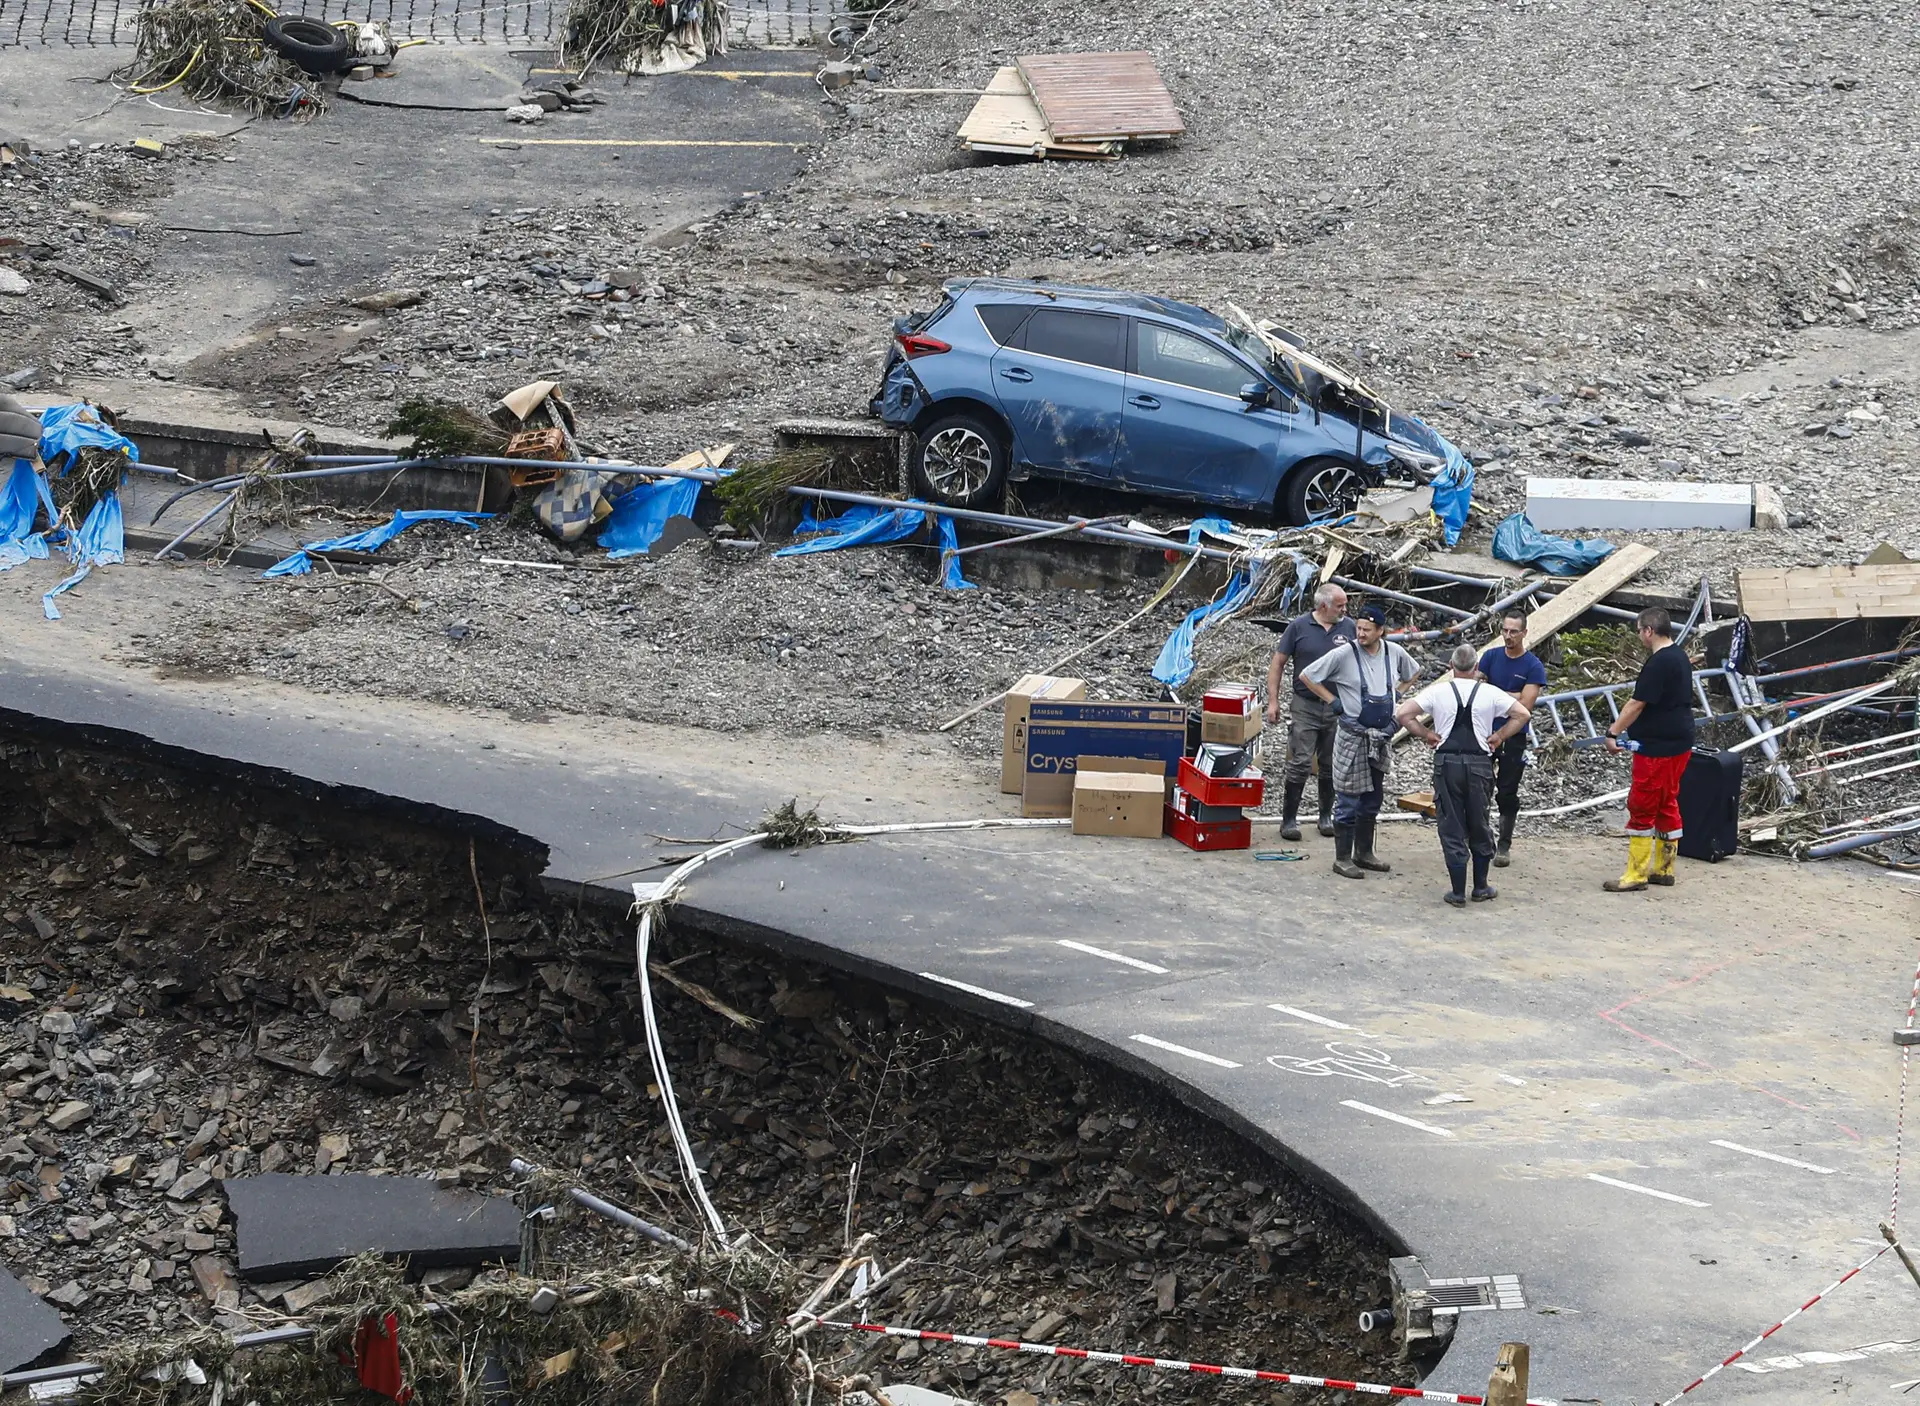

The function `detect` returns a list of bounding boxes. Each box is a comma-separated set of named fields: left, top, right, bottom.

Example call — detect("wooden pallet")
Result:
left=1014, top=50, right=1184, bottom=144
left=957, top=67, right=1121, bottom=160
left=1738, top=563, right=1920, bottom=621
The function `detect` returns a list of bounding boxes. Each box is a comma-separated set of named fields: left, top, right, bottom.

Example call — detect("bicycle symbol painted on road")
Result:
left=1266, top=1043, right=1426, bottom=1087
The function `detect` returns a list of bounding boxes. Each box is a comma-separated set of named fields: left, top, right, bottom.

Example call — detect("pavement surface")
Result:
left=4, top=626, right=1920, bottom=1405
left=0, top=41, right=826, bottom=374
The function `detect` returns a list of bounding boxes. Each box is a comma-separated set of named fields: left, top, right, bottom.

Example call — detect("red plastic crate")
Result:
left=1165, top=804, right=1253, bottom=852
left=1177, top=756, right=1265, bottom=808
left=1201, top=684, right=1257, bottom=716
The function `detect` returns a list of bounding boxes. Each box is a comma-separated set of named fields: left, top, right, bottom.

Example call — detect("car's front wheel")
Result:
left=909, top=411, right=1009, bottom=511
left=1280, top=458, right=1367, bottom=526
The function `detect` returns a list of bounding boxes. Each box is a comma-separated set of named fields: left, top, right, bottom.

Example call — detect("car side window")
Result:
left=1019, top=309, right=1126, bottom=371
left=1135, top=323, right=1255, bottom=398
left=975, top=304, right=1033, bottom=346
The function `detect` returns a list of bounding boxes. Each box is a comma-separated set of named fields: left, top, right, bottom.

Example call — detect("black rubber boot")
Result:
left=1354, top=817, right=1391, bottom=872
left=1444, top=862, right=1467, bottom=907
left=1332, top=824, right=1363, bottom=879
left=1317, top=779, right=1336, bottom=837
left=1493, top=812, right=1515, bottom=868
left=1471, top=853, right=1497, bottom=901
left=1279, top=780, right=1304, bottom=842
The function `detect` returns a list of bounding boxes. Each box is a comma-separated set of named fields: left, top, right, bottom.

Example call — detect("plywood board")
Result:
left=1522, top=543, right=1660, bottom=646
left=1015, top=51, right=1184, bottom=143
left=1738, top=563, right=1920, bottom=622
left=958, top=67, right=1119, bottom=159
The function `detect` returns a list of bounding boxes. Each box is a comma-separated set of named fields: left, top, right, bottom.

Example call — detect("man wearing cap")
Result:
left=1263, top=582, right=1355, bottom=841
left=1476, top=610, right=1549, bottom=868
left=1299, top=605, right=1420, bottom=879
left=1398, top=643, right=1533, bottom=906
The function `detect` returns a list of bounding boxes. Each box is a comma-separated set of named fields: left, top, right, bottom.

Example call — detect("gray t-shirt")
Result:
left=1300, top=638, right=1420, bottom=718
left=1275, top=613, right=1359, bottom=699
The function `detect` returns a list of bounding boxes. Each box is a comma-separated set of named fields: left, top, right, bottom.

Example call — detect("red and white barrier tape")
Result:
left=813, top=1318, right=1559, bottom=1405
left=1893, top=957, right=1920, bottom=1230
left=1657, top=1240, right=1895, bottom=1404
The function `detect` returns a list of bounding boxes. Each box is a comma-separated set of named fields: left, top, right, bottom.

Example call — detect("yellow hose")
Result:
left=130, top=41, right=203, bottom=94
left=242, top=0, right=277, bottom=16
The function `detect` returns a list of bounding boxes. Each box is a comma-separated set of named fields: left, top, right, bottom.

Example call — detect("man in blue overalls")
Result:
left=1399, top=644, right=1533, bottom=905
left=1299, top=606, right=1421, bottom=879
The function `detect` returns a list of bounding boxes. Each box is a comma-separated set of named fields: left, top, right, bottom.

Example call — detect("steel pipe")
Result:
left=147, top=460, right=441, bottom=524
left=509, top=1157, right=692, bottom=1252
left=152, top=487, right=239, bottom=560
left=1331, top=574, right=1475, bottom=620
left=1807, top=820, right=1920, bottom=859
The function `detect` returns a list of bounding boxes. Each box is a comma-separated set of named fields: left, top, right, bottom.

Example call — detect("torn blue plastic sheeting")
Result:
left=600, top=477, right=703, bottom=559
left=776, top=500, right=975, bottom=590
left=1391, top=415, right=1473, bottom=547
left=1492, top=511, right=1613, bottom=577
left=1, top=457, right=54, bottom=561
left=264, top=509, right=490, bottom=578
left=41, top=492, right=125, bottom=621
left=37, top=402, right=139, bottom=472
left=1153, top=565, right=1261, bottom=688
left=1187, top=516, right=1235, bottom=546
left=934, top=513, right=975, bottom=591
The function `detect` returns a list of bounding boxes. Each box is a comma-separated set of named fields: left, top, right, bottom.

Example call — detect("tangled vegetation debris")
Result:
left=115, top=0, right=325, bottom=116
left=559, top=0, right=728, bottom=75
left=385, top=398, right=512, bottom=462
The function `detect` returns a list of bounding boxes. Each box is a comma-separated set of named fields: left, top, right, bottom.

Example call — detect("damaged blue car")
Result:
left=869, top=277, right=1450, bottom=525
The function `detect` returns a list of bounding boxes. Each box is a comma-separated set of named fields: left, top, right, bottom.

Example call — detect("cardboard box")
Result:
left=1200, top=710, right=1264, bottom=746
left=1072, top=757, right=1168, bottom=838
left=1001, top=675, right=1088, bottom=793
left=1202, top=684, right=1257, bottom=716
left=1022, top=700, right=1187, bottom=818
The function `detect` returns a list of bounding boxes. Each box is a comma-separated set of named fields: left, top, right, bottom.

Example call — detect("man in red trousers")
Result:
left=1602, top=607, right=1694, bottom=891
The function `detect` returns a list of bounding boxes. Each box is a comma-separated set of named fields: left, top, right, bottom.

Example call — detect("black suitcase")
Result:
left=1677, top=747, right=1742, bottom=862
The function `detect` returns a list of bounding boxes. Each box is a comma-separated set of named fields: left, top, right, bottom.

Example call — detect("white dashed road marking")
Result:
left=1586, top=1173, right=1710, bottom=1207
left=916, top=973, right=1034, bottom=1009
left=1131, top=1034, right=1242, bottom=1068
left=1710, top=1139, right=1836, bottom=1174
left=1340, top=1100, right=1456, bottom=1138
left=1057, top=940, right=1170, bottom=974
left=1268, top=1003, right=1356, bottom=1030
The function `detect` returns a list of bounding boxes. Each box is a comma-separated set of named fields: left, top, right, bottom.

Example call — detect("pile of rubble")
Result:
left=0, top=730, right=1406, bottom=1399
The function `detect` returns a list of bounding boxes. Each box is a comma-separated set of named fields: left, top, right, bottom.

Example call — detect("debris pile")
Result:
left=560, top=0, right=729, bottom=76
left=958, top=51, right=1184, bottom=162
left=0, top=730, right=1405, bottom=1400
left=114, top=0, right=324, bottom=116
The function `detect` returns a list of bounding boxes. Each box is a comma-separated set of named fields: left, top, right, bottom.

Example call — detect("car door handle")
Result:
left=1129, top=394, right=1161, bottom=410
left=1000, top=367, right=1033, bottom=383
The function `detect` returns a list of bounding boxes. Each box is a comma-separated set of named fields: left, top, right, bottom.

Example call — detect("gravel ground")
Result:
left=1, top=729, right=1408, bottom=1400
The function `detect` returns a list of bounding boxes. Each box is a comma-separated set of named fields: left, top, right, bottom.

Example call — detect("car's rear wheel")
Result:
left=1280, top=458, right=1366, bottom=526
left=909, top=411, right=1009, bottom=510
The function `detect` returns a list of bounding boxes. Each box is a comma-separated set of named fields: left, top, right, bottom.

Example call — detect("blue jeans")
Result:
left=1332, top=770, right=1383, bottom=826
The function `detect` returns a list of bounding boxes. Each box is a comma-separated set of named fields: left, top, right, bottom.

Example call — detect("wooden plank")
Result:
left=1521, top=543, right=1659, bottom=646
left=958, top=67, right=1119, bottom=159
left=1487, top=1343, right=1530, bottom=1406
left=1015, top=51, right=1184, bottom=143
left=1738, top=563, right=1920, bottom=621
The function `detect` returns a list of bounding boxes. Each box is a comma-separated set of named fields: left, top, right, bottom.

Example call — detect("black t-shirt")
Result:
left=1275, top=613, right=1358, bottom=698
left=1627, top=643, right=1695, bottom=757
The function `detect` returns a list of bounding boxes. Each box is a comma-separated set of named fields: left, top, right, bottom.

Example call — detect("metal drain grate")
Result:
left=1428, top=1274, right=1526, bottom=1316
left=0, top=0, right=843, bottom=48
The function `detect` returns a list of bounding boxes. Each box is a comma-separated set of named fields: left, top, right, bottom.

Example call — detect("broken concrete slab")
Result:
left=0, top=1263, right=72, bottom=1372
left=1525, top=476, right=1773, bottom=531
left=222, top=1173, right=520, bottom=1281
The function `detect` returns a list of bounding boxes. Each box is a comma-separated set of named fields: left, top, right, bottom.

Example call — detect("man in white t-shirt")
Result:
left=1395, top=643, right=1532, bottom=907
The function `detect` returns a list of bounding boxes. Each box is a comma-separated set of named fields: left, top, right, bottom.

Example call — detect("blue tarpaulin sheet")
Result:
left=37, top=402, right=139, bottom=472
left=599, top=477, right=703, bottom=559
left=42, top=493, right=125, bottom=620
left=1492, top=511, right=1614, bottom=576
left=264, top=509, right=490, bottom=577
left=1, top=457, right=52, bottom=559
left=776, top=500, right=974, bottom=589
left=1391, top=415, right=1473, bottom=547
left=1153, top=567, right=1259, bottom=688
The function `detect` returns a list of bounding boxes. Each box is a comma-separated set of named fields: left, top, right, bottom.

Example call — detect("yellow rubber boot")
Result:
left=1649, top=838, right=1676, bottom=887
left=1603, top=837, right=1653, bottom=893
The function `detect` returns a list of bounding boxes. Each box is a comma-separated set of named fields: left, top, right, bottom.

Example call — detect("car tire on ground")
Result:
left=1280, top=457, right=1366, bottom=526
left=908, top=410, right=1009, bottom=511
left=263, top=16, right=353, bottom=75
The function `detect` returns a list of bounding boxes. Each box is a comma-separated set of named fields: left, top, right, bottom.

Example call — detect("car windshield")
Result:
left=1220, top=322, right=1279, bottom=372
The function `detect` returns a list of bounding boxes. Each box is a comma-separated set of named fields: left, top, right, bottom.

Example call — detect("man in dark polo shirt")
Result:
left=1263, top=583, right=1355, bottom=841
left=1477, top=610, right=1549, bottom=868
left=1601, top=607, right=1695, bottom=891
